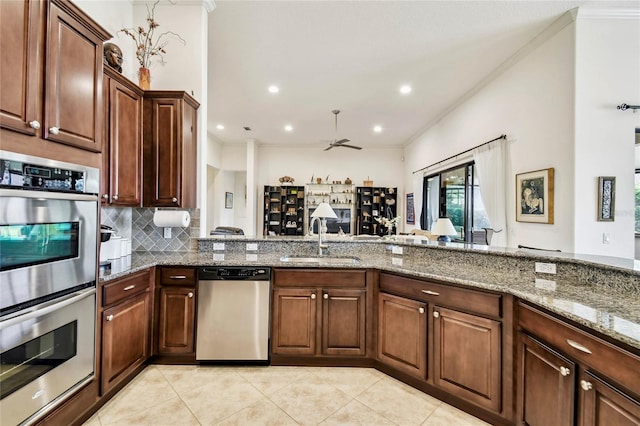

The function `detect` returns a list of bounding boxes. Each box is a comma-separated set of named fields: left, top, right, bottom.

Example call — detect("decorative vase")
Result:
left=138, top=67, right=151, bottom=90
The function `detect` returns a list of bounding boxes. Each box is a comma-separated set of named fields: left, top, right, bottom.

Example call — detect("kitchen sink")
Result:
left=279, top=255, right=360, bottom=265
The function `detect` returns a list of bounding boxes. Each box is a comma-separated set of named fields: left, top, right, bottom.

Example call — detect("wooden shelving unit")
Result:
left=263, top=185, right=305, bottom=236
left=355, top=186, right=398, bottom=235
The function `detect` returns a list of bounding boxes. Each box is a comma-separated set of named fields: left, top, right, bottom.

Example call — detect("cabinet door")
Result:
left=272, top=288, right=317, bottom=355
left=377, top=292, right=427, bottom=379
left=322, top=288, right=366, bottom=356
left=157, top=287, right=196, bottom=354
left=180, top=101, right=197, bottom=208
left=517, top=333, right=576, bottom=426
left=433, top=306, right=501, bottom=412
left=145, top=98, right=181, bottom=206
left=107, top=78, right=142, bottom=206
left=44, top=1, right=103, bottom=151
left=101, top=292, right=150, bottom=395
left=579, top=371, right=640, bottom=426
left=0, top=0, right=41, bottom=135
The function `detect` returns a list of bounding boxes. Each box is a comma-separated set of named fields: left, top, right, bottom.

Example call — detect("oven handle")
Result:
left=0, top=289, right=96, bottom=330
left=0, top=188, right=98, bottom=202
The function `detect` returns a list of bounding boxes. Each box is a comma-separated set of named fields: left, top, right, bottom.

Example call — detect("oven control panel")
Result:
left=0, top=157, right=85, bottom=192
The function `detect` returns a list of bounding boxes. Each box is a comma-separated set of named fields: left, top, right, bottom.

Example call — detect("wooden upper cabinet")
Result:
left=143, top=91, right=199, bottom=207
left=44, top=0, right=108, bottom=152
left=0, top=0, right=109, bottom=155
left=102, top=68, right=143, bottom=206
left=0, top=0, right=42, bottom=136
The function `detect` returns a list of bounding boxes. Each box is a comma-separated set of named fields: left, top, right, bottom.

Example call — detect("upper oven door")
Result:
left=0, top=189, right=98, bottom=315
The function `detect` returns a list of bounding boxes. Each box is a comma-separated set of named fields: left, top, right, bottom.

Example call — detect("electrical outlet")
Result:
left=535, top=278, right=557, bottom=291
left=163, top=227, right=171, bottom=239
left=213, top=242, right=225, bottom=251
left=392, top=257, right=403, bottom=266
left=392, top=246, right=403, bottom=255
left=535, top=262, right=556, bottom=274
left=246, top=243, right=258, bottom=251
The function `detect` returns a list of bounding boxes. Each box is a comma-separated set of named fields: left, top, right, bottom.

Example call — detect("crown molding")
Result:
left=132, top=0, right=216, bottom=12
left=577, top=8, right=640, bottom=19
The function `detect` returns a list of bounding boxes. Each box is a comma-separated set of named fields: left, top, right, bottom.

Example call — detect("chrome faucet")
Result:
left=309, top=216, right=329, bottom=256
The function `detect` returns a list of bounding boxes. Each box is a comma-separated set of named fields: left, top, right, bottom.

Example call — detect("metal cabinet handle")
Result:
left=123, top=285, right=135, bottom=291
left=112, top=195, right=119, bottom=201
left=169, top=275, right=187, bottom=279
left=418, top=307, right=425, bottom=314
left=580, top=380, right=593, bottom=391
left=560, top=366, right=571, bottom=377
left=172, top=197, right=178, bottom=203
left=49, top=126, right=60, bottom=135
left=421, top=290, right=440, bottom=296
left=102, top=194, right=109, bottom=200
left=323, top=293, right=328, bottom=299
left=29, top=120, right=41, bottom=129
left=311, top=293, right=316, bottom=299
left=106, top=314, right=114, bottom=321
left=566, top=339, right=592, bottom=354
left=433, top=311, right=440, bottom=318
left=188, top=292, right=194, bottom=298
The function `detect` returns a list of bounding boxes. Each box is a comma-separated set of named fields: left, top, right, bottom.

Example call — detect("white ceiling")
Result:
left=207, top=0, right=636, bottom=149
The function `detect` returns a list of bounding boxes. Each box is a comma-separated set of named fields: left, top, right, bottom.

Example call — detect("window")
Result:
left=635, top=169, right=640, bottom=234
left=422, top=162, right=491, bottom=242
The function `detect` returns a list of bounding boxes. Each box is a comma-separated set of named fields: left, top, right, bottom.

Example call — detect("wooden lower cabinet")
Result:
left=517, top=332, right=576, bottom=426
left=579, top=371, right=640, bottom=426
left=157, top=286, right=196, bottom=355
left=271, top=286, right=366, bottom=357
left=433, top=306, right=501, bottom=412
left=101, top=292, right=150, bottom=395
left=377, top=292, right=427, bottom=379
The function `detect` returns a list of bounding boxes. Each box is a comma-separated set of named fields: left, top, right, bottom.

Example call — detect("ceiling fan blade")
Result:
left=323, top=145, right=335, bottom=151
left=334, top=138, right=350, bottom=145
left=340, top=144, right=362, bottom=150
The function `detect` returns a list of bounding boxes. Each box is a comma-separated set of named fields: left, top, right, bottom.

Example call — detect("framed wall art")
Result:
left=225, top=192, right=233, bottom=209
left=516, top=168, right=554, bottom=224
left=406, top=193, right=415, bottom=224
left=597, top=176, right=615, bottom=221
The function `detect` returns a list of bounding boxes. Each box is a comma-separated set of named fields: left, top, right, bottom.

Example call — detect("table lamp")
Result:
left=431, top=217, right=458, bottom=242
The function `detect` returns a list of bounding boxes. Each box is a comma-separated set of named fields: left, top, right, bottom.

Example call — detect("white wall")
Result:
left=405, top=22, right=576, bottom=252
left=574, top=11, right=640, bottom=258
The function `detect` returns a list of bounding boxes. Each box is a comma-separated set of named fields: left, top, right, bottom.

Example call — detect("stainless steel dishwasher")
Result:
left=196, top=267, right=271, bottom=361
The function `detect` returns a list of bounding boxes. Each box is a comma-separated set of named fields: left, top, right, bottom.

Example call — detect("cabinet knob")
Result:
left=112, top=195, right=119, bottom=201
left=560, top=366, right=571, bottom=377
left=188, top=292, right=194, bottom=298
left=172, top=197, right=178, bottom=203
left=580, top=380, right=593, bottom=391
left=310, top=293, right=316, bottom=300
left=102, top=194, right=109, bottom=199
left=106, top=314, right=114, bottom=321
left=49, top=126, right=60, bottom=135
left=29, top=120, right=41, bottom=129
left=433, top=311, right=440, bottom=318
left=418, top=307, right=425, bottom=314
left=323, top=293, right=328, bottom=299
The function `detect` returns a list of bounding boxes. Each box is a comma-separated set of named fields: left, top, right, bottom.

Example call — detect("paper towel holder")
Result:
left=153, top=208, right=191, bottom=239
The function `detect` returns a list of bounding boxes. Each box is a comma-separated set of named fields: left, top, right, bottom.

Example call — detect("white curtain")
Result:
left=427, top=176, right=440, bottom=230
left=472, top=138, right=509, bottom=247
left=412, top=172, right=423, bottom=229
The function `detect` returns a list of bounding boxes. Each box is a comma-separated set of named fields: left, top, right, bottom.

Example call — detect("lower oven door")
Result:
left=0, top=289, right=96, bottom=426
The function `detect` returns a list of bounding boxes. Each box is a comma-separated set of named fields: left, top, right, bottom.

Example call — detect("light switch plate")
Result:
left=163, top=227, right=171, bottom=239
left=246, top=253, right=258, bottom=261
left=535, top=278, right=557, bottom=291
left=392, top=246, right=403, bottom=255
left=213, top=242, right=225, bottom=251
left=392, top=257, right=403, bottom=266
left=535, top=262, right=556, bottom=274
left=246, top=243, right=258, bottom=251
left=213, top=253, right=225, bottom=261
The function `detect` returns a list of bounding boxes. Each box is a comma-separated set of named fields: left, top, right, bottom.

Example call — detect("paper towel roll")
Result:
left=153, top=210, right=191, bottom=227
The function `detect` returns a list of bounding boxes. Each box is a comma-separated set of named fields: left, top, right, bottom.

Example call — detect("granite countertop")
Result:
left=101, top=250, right=640, bottom=352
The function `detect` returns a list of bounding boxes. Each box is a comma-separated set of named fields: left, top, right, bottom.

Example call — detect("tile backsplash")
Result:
left=101, top=207, right=199, bottom=252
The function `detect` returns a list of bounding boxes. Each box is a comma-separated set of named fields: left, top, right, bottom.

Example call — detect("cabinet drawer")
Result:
left=518, top=302, right=640, bottom=397
left=103, top=269, right=150, bottom=307
left=274, top=268, right=366, bottom=288
left=379, top=273, right=501, bottom=318
left=160, top=267, right=196, bottom=286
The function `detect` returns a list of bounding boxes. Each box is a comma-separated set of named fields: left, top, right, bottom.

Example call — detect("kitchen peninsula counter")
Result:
left=100, top=237, right=640, bottom=352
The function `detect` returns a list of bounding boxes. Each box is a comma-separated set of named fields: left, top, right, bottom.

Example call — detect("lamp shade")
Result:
left=431, top=217, right=457, bottom=236
left=311, top=202, right=338, bottom=218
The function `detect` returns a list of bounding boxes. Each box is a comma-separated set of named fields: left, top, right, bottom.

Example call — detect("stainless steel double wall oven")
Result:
left=0, top=151, right=99, bottom=425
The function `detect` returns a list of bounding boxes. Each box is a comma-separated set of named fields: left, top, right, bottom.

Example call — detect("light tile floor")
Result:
left=84, top=365, right=490, bottom=426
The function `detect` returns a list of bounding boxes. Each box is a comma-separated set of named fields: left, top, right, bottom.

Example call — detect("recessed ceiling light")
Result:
left=373, top=125, right=382, bottom=133
left=400, top=85, right=412, bottom=94
left=216, top=124, right=224, bottom=130
left=284, top=125, right=293, bottom=132
left=268, top=85, right=279, bottom=94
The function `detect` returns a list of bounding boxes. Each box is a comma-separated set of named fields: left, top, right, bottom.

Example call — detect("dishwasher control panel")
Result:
left=199, top=267, right=270, bottom=281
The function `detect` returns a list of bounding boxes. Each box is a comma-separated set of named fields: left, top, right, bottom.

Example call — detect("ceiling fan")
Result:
left=324, top=110, right=362, bottom=151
